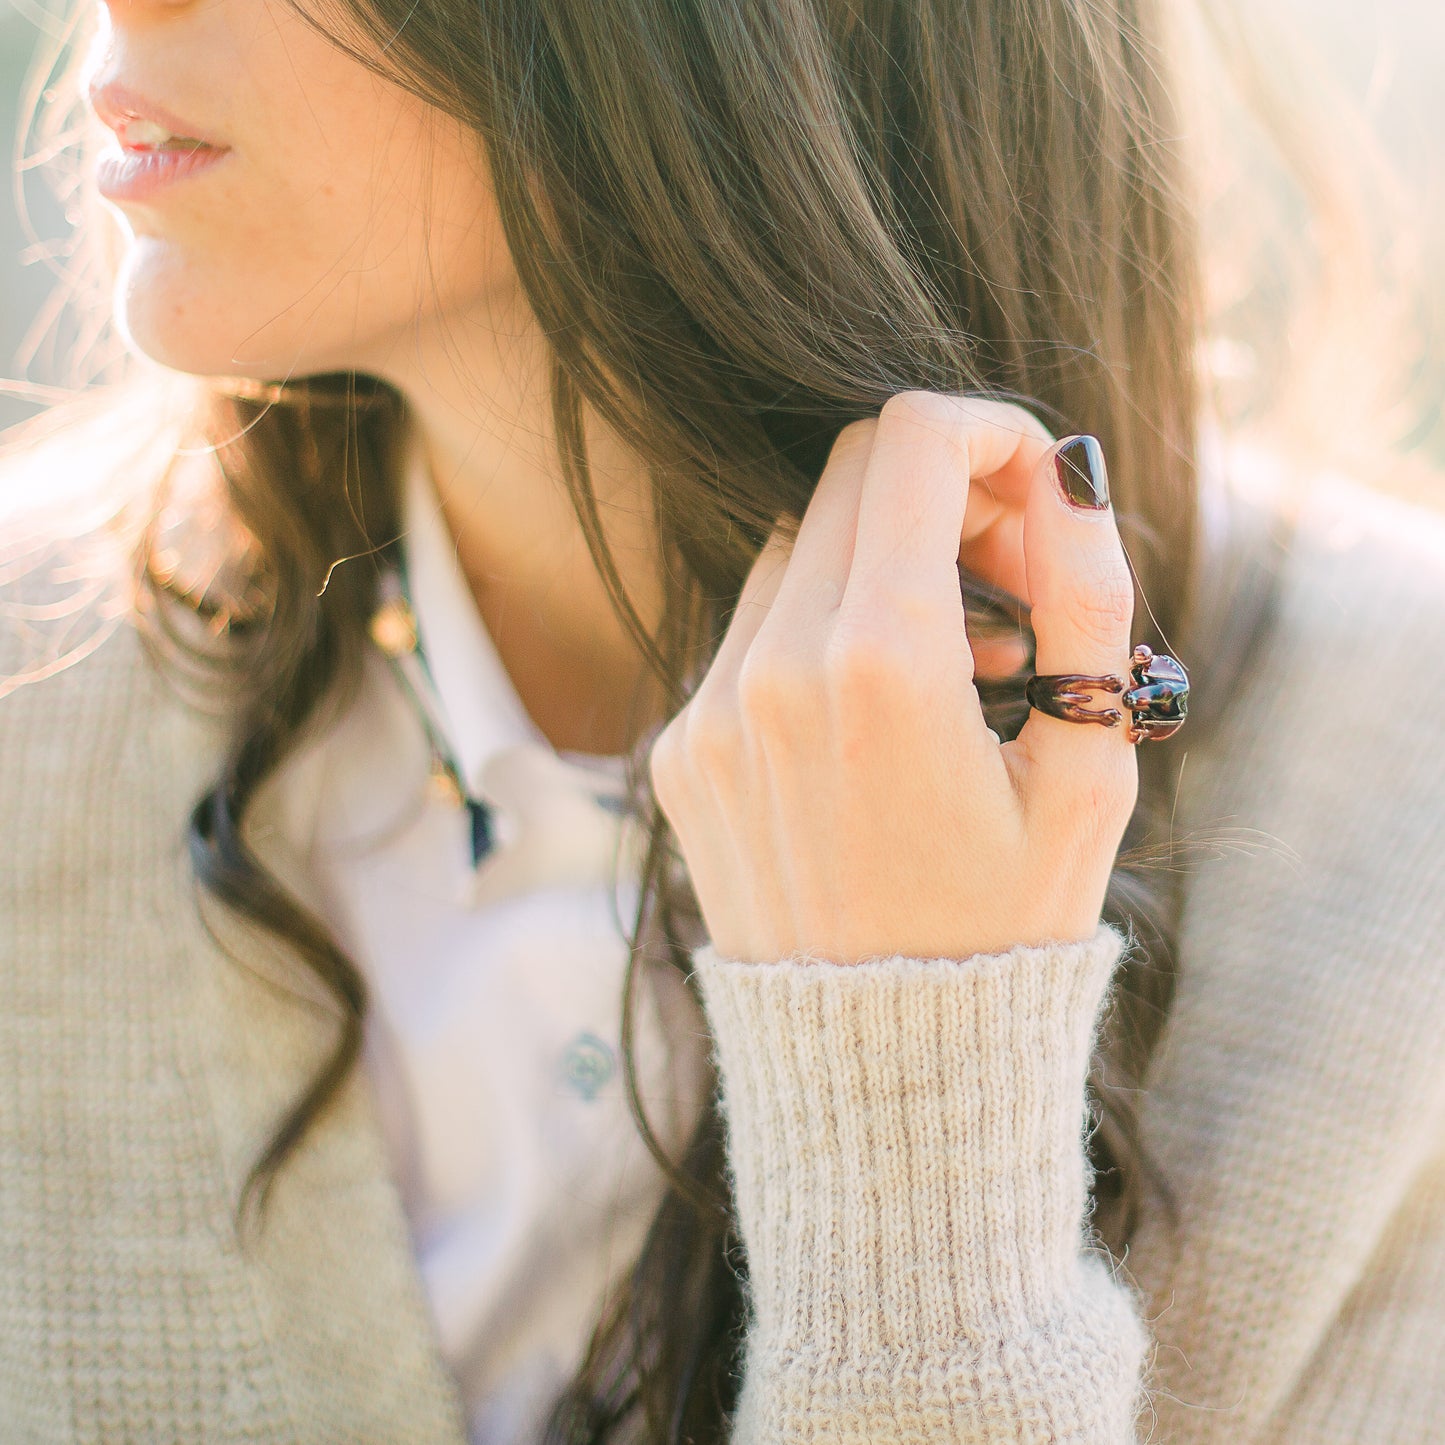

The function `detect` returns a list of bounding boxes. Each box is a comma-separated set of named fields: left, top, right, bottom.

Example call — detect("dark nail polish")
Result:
left=1054, top=435, right=1109, bottom=510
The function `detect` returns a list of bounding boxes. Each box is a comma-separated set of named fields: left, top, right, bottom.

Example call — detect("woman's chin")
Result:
left=112, top=246, right=361, bottom=384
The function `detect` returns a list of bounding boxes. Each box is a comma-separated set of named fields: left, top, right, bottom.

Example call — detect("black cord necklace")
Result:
left=367, top=552, right=496, bottom=868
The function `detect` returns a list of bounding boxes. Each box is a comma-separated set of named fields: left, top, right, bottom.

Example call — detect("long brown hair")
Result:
left=131, top=0, right=1207, bottom=1438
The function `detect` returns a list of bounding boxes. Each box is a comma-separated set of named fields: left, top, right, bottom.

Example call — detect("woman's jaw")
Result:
left=84, top=0, right=508, bottom=386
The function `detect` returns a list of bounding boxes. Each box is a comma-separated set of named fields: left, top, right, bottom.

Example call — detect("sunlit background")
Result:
left=2, top=0, right=1442, bottom=482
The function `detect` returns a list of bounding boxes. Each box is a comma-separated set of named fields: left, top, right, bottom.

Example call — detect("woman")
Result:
left=2, top=0, right=1442, bottom=1439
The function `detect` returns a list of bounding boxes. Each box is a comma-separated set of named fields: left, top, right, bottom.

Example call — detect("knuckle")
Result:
left=657, top=689, right=739, bottom=781
left=824, top=626, right=909, bottom=703
left=686, top=704, right=741, bottom=776
left=878, top=584, right=943, bottom=636
left=735, top=648, right=810, bottom=729
left=827, top=416, right=878, bottom=469
left=880, top=387, right=956, bottom=428
left=647, top=717, right=686, bottom=808
left=878, top=390, right=972, bottom=467
left=946, top=392, right=1051, bottom=445
left=989, top=398, right=1053, bottom=444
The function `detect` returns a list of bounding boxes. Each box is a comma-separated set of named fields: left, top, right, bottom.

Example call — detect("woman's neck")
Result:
left=376, top=302, right=667, bottom=758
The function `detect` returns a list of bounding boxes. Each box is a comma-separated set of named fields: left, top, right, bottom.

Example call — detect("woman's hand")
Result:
left=648, top=392, right=1139, bottom=965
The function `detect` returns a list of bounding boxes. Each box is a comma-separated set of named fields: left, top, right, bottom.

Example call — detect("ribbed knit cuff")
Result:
left=695, top=926, right=1146, bottom=1443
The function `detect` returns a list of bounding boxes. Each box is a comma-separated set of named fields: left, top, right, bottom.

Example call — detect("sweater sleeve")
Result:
left=694, top=925, right=1148, bottom=1443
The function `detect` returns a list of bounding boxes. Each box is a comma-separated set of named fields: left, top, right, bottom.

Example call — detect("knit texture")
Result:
left=1127, top=475, right=1445, bottom=1443
left=2, top=451, right=1444, bottom=1442
left=696, top=929, right=1147, bottom=1442
left=0, top=547, right=468, bottom=1439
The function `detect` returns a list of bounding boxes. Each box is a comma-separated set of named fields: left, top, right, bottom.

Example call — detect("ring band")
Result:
left=1025, top=645, right=1188, bottom=744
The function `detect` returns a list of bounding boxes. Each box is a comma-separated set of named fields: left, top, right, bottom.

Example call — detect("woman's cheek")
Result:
left=111, top=177, right=398, bottom=379
left=110, top=149, right=499, bottom=382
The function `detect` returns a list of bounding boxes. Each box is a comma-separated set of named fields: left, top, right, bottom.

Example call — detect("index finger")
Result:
left=843, top=392, right=1053, bottom=614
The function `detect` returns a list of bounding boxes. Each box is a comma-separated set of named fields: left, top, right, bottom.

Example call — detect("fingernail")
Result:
left=1054, top=435, right=1109, bottom=511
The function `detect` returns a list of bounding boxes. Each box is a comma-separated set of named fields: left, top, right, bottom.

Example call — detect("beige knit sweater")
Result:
left=2, top=440, right=1443, bottom=1442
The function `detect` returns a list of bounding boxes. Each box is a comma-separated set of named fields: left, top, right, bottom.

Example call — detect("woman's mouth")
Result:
left=95, top=137, right=231, bottom=204
left=90, top=86, right=232, bottom=204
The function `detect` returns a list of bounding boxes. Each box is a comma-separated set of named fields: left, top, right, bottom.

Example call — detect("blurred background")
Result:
left=1, top=0, right=1443, bottom=484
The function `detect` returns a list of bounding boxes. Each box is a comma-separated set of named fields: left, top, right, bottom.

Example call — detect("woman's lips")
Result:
left=95, top=141, right=231, bottom=203
left=88, top=82, right=231, bottom=203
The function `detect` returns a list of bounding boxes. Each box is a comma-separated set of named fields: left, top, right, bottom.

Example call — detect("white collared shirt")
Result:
left=272, top=435, right=706, bottom=1442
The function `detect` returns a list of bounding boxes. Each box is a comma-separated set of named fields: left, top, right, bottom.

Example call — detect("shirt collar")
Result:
left=400, top=425, right=628, bottom=800
left=402, top=427, right=550, bottom=798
